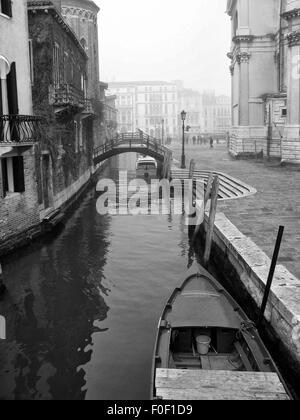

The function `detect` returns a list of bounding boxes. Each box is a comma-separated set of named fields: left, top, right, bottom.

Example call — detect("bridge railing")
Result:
left=93, top=131, right=171, bottom=160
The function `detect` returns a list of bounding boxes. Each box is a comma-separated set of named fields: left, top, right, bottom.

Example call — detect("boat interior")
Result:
left=169, top=327, right=266, bottom=372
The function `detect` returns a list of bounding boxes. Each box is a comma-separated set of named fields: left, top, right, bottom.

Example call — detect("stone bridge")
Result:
left=93, top=131, right=172, bottom=178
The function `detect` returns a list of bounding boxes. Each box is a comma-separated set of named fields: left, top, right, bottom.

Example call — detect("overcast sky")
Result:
left=95, top=0, right=231, bottom=96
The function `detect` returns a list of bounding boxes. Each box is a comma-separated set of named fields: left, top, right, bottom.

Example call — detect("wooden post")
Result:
left=0, top=263, right=7, bottom=295
left=257, top=226, right=285, bottom=328
left=203, top=176, right=220, bottom=268
left=189, top=159, right=195, bottom=179
left=192, top=174, right=214, bottom=243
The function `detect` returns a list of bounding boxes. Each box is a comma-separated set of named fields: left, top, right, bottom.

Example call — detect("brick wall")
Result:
left=0, top=150, right=40, bottom=245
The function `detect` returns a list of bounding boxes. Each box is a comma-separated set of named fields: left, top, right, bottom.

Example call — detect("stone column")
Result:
left=283, top=5, right=300, bottom=163
left=237, top=52, right=251, bottom=126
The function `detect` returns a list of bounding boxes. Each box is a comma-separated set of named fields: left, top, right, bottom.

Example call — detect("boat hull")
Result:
left=150, top=264, right=291, bottom=400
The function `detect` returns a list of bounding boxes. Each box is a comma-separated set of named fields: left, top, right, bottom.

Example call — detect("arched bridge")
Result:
left=93, top=131, right=172, bottom=177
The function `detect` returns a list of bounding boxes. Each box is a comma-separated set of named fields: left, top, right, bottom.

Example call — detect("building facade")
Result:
left=0, top=0, right=108, bottom=255
left=105, top=94, right=118, bottom=140
left=227, top=0, right=300, bottom=163
left=215, top=95, right=231, bottom=134
left=0, top=0, right=42, bottom=250
left=108, top=81, right=179, bottom=142
left=61, top=0, right=102, bottom=149
left=28, top=0, right=96, bottom=219
left=178, top=86, right=203, bottom=137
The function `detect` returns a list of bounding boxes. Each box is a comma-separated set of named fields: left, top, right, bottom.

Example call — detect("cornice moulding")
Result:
left=282, top=8, right=300, bottom=21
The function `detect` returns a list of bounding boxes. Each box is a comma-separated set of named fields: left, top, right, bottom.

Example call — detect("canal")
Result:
left=0, top=154, right=194, bottom=400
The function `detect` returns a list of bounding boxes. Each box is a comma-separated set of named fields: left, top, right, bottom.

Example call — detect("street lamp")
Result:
left=181, top=110, right=187, bottom=169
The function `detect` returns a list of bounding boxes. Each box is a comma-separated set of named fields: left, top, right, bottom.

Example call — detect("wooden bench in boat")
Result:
left=155, top=368, right=290, bottom=400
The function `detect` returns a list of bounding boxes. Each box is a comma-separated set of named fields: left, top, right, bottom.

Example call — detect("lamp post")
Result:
left=181, top=110, right=187, bottom=169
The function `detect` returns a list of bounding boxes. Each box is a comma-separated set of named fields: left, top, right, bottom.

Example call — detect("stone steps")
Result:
left=170, top=168, right=256, bottom=200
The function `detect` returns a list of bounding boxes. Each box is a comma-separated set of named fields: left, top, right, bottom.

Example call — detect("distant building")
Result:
left=215, top=95, right=231, bottom=134
left=0, top=0, right=42, bottom=249
left=98, top=81, right=118, bottom=141
left=201, top=91, right=231, bottom=136
left=105, top=95, right=118, bottom=140
left=177, top=87, right=203, bottom=137
left=108, top=81, right=179, bottom=142
left=226, top=0, right=300, bottom=163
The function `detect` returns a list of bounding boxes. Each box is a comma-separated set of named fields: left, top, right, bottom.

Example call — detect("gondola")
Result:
left=151, top=264, right=291, bottom=400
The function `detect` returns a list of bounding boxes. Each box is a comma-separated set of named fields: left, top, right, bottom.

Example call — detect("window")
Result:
left=63, top=52, right=69, bottom=82
left=53, top=43, right=60, bottom=85
left=0, top=0, right=12, bottom=17
left=1, top=156, right=25, bottom=197
left=7, top=62, right=19, bottom=114
left=0, top=79, right=2, bottom=115
left=80, top=38, right=87, bottom=51
left=281, top=108, right=287, bottom=118
left=0, top=59, right=18, bottom=121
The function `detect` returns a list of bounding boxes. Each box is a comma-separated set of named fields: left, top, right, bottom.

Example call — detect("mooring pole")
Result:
left=192, top=174, right=214, bottom=244
left=203, top=176, right=220, bottom=268
left=257, top=226, right=285, bottom=328
left=189, top=159, right=195, bottom=180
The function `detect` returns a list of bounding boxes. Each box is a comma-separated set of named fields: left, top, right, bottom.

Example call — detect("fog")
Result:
left=96, top=0, right=231, bottom=95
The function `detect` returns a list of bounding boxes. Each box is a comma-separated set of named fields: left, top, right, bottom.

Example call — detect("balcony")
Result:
left=82, top=99, right=96, bottom=116
left=0, top=115, right=43, bottom=146
left=49, top=84, right=85, bottom=113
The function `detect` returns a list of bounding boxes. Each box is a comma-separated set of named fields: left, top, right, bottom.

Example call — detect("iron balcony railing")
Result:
left=50, top=83, right=85, bottom=109
left=0, top=115, right=44, bottom=145
left=83, top=99, right=95, bottom=115
left=93, top=131, right=172, bottom=160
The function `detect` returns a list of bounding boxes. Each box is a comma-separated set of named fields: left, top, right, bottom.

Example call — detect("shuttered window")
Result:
left=1, top=159, right=8, bottom=196
left=0, top=0, right=12, bottom=17
left=13, top=157, right=25, bottom=192
left=0, top=79, right=2, bottom=115
left=0, top=80, right=3, bottom=144
left=7, top=62, right=19, bottom=115
left=1, top=156, right=25, bottom=196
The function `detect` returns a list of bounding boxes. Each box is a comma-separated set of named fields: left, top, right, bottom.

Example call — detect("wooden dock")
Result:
left=155, top=369, right=290, bottom=400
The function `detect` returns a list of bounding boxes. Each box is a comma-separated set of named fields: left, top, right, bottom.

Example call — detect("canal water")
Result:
left=0, top=154, right=195, bottom=400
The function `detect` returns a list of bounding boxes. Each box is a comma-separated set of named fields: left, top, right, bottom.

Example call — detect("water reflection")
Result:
left=0, top=190, right=111, bottom=400
left=0, top=154, right=193, bottom=400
